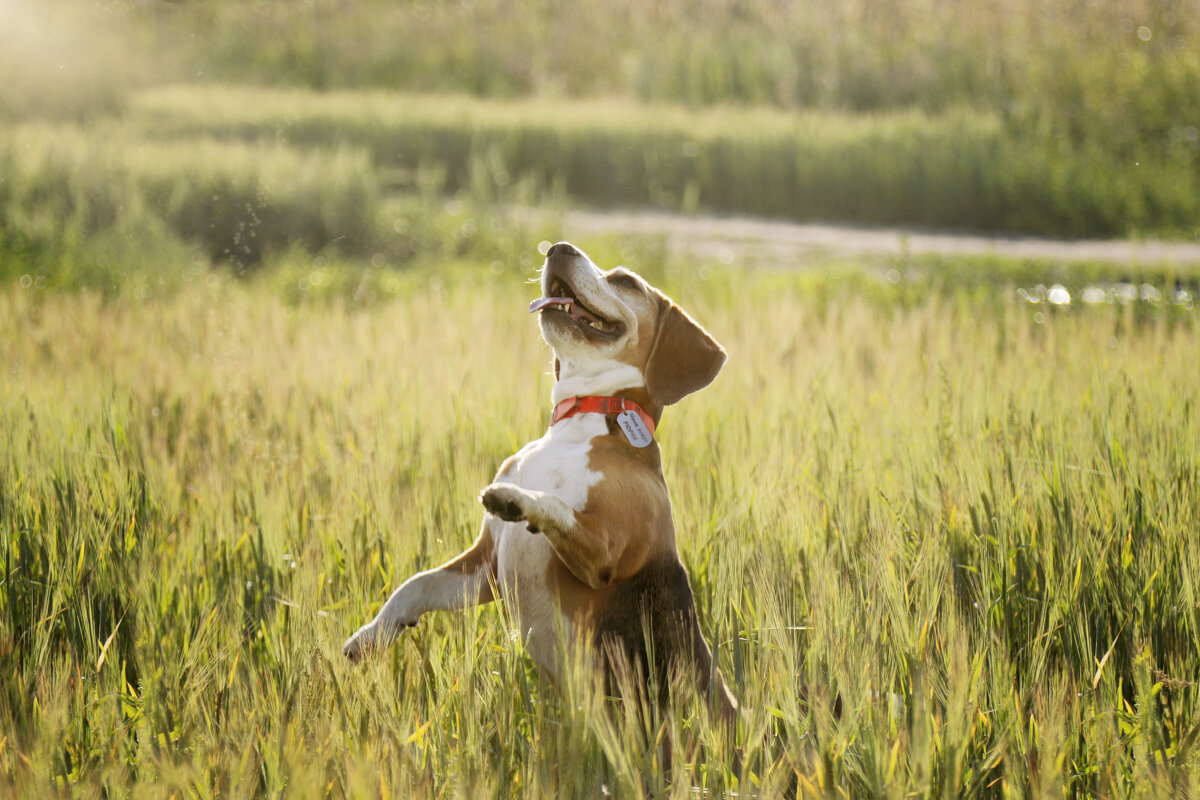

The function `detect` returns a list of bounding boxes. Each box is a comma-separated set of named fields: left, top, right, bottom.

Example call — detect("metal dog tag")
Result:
left=616, top=410, right=654, bottom=448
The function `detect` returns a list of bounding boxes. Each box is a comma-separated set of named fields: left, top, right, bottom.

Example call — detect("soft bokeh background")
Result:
left=2, top=0, right=1199, bottom=292
left=2, top=2, right=1200, bottom=798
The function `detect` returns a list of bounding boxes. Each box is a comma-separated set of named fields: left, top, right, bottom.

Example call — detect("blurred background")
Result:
left=1, top=0, right=1198, bottom=289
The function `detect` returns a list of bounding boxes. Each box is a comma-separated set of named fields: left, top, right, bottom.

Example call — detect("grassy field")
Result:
left=2, top=0, right=1199, bottom=795
left=2, top=257, right=1199, bottom=797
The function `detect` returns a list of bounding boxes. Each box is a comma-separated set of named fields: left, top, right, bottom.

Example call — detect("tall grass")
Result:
left=0, top=123, right=378, bottom=273
left=2, top=261, right=1198, bottom=796
left=129, top=85, right=1200, bottom=238
left=4, top=0, right=1197, bottom=240
left=0, top=119, right=552, bottom=290
left=92, top=0, right=1200, bottom=140
left=3, top=82, right=1195, bottom=273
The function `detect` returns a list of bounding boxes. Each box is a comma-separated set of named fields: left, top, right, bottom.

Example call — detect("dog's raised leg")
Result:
left=480, top=482, right=618, bottom=589
left=342, top=528, right=496, bottom=662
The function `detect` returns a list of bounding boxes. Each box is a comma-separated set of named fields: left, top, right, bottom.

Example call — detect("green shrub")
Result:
left=0, top=119, right=556, bottom=289
left=0, top=124, right=381, bottom=283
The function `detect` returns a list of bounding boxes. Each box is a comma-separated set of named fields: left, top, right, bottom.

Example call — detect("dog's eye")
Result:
left=610, top=274, right=640, bottom=291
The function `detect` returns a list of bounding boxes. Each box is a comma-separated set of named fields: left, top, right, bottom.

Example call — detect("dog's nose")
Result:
left=546, top=242, right=580, bottom=258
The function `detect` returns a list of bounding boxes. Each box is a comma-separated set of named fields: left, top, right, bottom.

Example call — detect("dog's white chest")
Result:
left=492, top=415, right=605, bottom=670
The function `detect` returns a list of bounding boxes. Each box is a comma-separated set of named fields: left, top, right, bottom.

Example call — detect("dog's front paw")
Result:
left=342, top=625, right=374, bottom=663
left=343, top=616, right=418, bottom=663
left=480, top=483, right=528, bottom=522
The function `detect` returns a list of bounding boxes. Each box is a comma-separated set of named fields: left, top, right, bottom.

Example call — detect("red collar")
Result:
left=551, top=395, right=657, bottom=438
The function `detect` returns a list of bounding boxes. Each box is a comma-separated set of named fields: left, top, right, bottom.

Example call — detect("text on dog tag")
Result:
left=616, top=410, right=654, bottom=448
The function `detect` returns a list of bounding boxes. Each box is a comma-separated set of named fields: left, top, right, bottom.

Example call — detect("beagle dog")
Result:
left=343, top=242, right=737, bottom=720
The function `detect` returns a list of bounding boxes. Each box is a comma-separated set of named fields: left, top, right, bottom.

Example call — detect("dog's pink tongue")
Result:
left=529, top=296, right=573, bottom=313
left=528, top=296, right=602, bottom=323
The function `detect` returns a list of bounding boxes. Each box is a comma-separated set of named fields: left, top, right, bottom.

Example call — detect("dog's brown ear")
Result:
left=644, top=300, right=726, bottom=406
left=554, top=357, right=561, bottom=380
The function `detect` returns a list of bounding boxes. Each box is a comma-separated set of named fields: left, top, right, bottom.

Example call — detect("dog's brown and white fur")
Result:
left=343, top=242, right=737, bottom=719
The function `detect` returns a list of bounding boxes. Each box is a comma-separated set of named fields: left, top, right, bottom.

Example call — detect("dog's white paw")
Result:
left=342, top=625, right=375, bottom=663
left=342, top=614, right=418, bottom=663
left=480, top=483, right=528, bottom=523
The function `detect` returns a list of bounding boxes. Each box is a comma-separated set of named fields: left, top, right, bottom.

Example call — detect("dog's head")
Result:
left=530, top=242, right=725, bottom=406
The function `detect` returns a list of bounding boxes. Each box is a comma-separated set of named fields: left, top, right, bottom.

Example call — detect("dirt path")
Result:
left=555, top=208, right=1200, bottom=265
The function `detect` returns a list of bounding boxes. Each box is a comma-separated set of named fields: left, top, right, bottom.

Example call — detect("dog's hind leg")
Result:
left=342, top=523, right=496, bottom=662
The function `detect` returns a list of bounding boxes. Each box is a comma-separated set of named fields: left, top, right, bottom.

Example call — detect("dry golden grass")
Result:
left=2, top=261, right=1199, bottom=796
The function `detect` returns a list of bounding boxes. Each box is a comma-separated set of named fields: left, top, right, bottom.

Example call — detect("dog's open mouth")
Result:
left=529, top=279, right=623, bottom=336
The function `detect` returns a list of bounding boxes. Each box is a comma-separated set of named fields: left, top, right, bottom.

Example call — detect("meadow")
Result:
left=2, top=253, right=1200, bottom=796
left=3, top=0, right=1200, bottom=795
